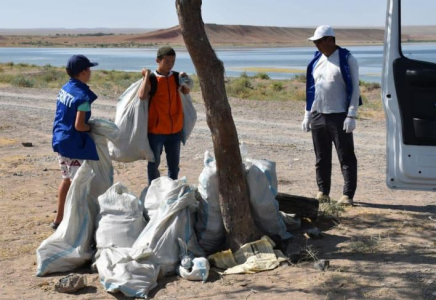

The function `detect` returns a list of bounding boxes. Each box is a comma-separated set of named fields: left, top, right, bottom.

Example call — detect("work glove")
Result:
left=301, top=110, right=312, bottom=132
left=343, top=117, right=356, bottom=133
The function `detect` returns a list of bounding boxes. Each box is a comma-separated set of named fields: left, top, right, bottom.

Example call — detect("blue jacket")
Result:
left=52, top=78, right=99, bottom=160
left=305, top=47, right=362, bottom=111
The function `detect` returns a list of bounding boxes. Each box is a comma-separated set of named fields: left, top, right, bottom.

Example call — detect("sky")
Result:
left=0, top=0, right=435, bottom=29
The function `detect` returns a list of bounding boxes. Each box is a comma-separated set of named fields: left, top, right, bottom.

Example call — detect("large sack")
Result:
left=36, top=120, right=118, bottom=276
left=108, top=79, right=155, bottom=162
left=36, top=163, right=95, bottom=276
left=195, top=151, right=226, bottom=255
left=96, top=182, right=146, bottom=249
left=246, top=159, right=292, bottom=240
left=97, top=247, right=160, bottom=298
left=87, top=119, right=118, bottom=218
left=132, top=177, right=205, bottom=277
left=179, top=87, right=197, bottom=144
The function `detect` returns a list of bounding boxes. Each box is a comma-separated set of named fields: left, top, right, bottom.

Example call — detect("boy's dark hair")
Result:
left=66, top=68, right=80, bottom=78
left=157, top=46, right=176, bottom=60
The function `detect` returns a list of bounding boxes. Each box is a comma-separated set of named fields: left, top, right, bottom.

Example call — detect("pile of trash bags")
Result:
left=36, top=80, right=298, bottom=298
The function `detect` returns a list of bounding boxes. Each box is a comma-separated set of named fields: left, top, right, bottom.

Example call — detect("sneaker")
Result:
left=337, top=195, right=353, bottom=206
left=315, top=192, right=330, bottom=203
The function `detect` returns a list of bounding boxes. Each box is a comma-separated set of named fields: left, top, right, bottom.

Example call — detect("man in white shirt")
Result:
left=301, top=25, right=360, bottom=206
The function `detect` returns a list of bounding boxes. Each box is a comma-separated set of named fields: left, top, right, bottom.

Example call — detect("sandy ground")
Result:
left=1, top=86, right=436, bottom=300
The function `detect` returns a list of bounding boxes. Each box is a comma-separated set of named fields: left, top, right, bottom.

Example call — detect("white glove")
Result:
left=343, top=117, right=356, bottom=133
left=301, top=110, right=312, bottom=132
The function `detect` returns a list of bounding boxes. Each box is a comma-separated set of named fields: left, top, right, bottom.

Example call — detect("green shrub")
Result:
left=0, top=74, right=13, bottom=83
left=271, top=81, right=283, bottom=91
left=240, top=71, right=249, bottom=79
left=360, top=81, right=381, bottom=91
left=254, top=72, right=270, bottom=80
left=228, top=77, right=253, bottom=96
left=11, top=76, right=35, bottom=88
left=41, top=68, right=64, bottom=83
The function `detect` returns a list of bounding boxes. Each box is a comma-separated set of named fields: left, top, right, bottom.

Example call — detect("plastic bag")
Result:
left=36, top=120, right=118, bottom=276
left=108, top=79, right=155, bottom=162
left=95, top=182, right=146, bottom=249
left=133, top=177, right=205, bottom=277
left=195, top=151, right=226, bottom=255
left=246, top=158, right=292, bottom=240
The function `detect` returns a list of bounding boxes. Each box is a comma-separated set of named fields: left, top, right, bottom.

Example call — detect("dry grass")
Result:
left=0, top=137, right=18, bottom=146
left=318, top=201, right=346, bottom=220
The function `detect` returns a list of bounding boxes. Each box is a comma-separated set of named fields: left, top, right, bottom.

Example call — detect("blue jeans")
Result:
left=147, top=132, right=181, bottom=185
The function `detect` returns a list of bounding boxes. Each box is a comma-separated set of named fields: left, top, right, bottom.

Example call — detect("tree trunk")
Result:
left=176, top=0, right=260, bottom=250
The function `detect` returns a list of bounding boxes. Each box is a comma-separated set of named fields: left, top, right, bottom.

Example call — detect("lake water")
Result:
left=1, top=43, right=436, bottom=83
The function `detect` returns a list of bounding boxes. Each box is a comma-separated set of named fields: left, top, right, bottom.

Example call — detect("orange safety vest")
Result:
left=148, top=72, right=184, bottom=134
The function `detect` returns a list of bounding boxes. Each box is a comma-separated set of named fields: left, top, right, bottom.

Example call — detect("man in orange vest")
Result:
left=138, top=46, right=191, bottom=185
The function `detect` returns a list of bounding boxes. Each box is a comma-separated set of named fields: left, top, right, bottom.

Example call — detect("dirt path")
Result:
left=0, top=86, right=435, bottom=300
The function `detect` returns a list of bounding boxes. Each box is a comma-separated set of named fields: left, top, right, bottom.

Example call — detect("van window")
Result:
left=401, top=0, right=436, bottom=62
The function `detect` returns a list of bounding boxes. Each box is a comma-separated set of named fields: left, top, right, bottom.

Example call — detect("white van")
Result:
left=382, top=0, right=436, bottom=191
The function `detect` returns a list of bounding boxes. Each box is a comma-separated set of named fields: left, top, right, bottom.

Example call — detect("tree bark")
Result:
left=176, top=0, right=260, bottom=250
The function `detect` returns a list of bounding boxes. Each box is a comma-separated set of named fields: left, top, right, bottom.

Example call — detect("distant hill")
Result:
left=128, top=24, right=386, bottom=46
left=0, top=28, right=157, bottom=35
left=0, top=24, right=435, bottom=47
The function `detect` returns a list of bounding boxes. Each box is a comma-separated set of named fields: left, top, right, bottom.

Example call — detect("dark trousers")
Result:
left=311, top=112, right=357, bottom=199
left=147, top=132, right=181, bottom=185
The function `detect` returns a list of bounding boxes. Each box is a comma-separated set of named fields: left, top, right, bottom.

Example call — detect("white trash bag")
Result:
left=246, top=158, right=292, bottom=240
left=87, top=119, right=118, bottom=219
left=108, top=79, right=155, bottom=163
left=133, top=177, right=205, bottom=277
left=179, top=79, right=197, bottom=144
left=178, top=257, right=210, bottom=283
left=177, top=238, right=209, bottom=282
left=36, top=120, right=118, bottom=276
left=195, top=151, right=226, bottom=255
left=97, top=247, right=160, bottom=298
left=95, top=182, right=146, bottom=249
left=36, top=163, right=95, bottom=276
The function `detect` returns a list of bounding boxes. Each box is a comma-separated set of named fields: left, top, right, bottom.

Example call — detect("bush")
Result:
left=41, top=68, right=64, bottom=83
left=11, top=76, right=35, bottom=88
left=359, top=81, right=381, bottom=91
left=227, top=77, right=253, bottom=97
left=254, top=72, right=270, bottom=80
left=271, top=81, right=283, bottom=91
left=240, top=71, right=249, bottom=79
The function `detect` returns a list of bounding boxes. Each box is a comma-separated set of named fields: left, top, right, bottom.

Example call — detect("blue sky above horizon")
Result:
left=1, top=0, right=435, bottom=29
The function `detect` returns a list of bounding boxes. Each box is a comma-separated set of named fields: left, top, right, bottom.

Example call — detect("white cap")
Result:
left=308, top=25, right=335, bottom=41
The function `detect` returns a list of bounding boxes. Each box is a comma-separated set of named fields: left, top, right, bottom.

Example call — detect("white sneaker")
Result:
left=337, top=195, right=353, bottom=206
left=315, top=192, right=330, bottom=203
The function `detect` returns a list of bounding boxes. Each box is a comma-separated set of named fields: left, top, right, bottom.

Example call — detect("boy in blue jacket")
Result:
left=51, top=55, right=99, bottom=229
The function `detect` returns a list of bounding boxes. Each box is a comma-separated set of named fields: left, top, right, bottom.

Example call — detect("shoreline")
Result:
left=1, top=40, right=436, bottom=49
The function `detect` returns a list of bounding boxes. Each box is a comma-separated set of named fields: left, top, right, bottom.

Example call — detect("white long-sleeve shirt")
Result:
left=310, top=49, right=360, bottom=117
